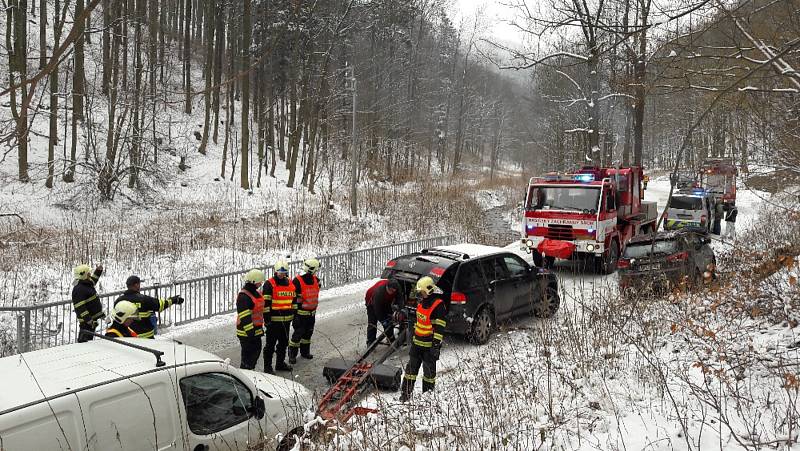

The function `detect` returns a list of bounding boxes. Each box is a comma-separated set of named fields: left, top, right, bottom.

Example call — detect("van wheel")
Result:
left=598, top=240, right=619, bottom=275
left=469, top=307, right=495, bottom=345
left=532, top=284, right=560, bottom=318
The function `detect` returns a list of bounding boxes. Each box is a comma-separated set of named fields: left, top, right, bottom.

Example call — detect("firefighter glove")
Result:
left=170, top=295, right=185, bottom=305
left=430, top=345, right=441, bottom=361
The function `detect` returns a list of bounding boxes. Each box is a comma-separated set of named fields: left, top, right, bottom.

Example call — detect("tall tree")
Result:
left=240, top=0, right=252, bottom=189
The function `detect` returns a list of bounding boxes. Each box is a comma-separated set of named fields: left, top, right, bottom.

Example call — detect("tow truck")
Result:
left=699, top=158, right=737, bottom=208
left=521, top=166, right=658, bottom=273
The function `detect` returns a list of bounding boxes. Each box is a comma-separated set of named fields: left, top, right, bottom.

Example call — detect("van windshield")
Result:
left=624, top=240, right=678, bottom=258
left=669, top=196, right=702, bottom=210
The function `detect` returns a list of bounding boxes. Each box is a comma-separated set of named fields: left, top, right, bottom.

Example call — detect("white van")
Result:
left=0, top=338, right=312, bottom=450
left=664, top=191, right=713, bottom=232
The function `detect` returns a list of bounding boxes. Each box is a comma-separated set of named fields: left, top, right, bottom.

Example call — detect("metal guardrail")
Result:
left=1, top=235, right=455, bottom=355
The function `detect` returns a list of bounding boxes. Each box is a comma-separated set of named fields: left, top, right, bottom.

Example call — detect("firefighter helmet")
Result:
left=73, top=264, right=92, bottom=280
left=303, top=258, right=320, bottom=275
left=274, top=260, right=290, bottom=275
left=112, top=301, right=138, bottom=324
left=416, top=276, right=442, bottom=296
left=244, top=269, right=265, bottom=284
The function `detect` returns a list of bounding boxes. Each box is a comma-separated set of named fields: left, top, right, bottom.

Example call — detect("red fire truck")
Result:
left=699, top=158, right=737, bottom=207
left=522, top=166, right=658, bottom=273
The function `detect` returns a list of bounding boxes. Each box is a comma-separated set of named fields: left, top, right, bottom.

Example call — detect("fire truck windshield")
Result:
left=527, top=186, right=601, bottom=213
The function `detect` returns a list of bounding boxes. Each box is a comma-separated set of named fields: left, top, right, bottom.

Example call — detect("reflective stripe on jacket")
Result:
left=236, top=287, right=265, bottom=337
left=412, top=298, right=446, bottom=348
left=267, top=278, right=296, bottom=322
left=295, top=275, right=320, bottom=312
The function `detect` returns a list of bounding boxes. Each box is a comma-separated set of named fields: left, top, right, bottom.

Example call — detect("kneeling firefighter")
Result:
left=400, top=276, right=447, bottom=401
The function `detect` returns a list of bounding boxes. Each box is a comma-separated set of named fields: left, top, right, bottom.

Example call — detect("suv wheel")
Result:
left=598, top=240, right=619, bottom=275
left=469, top=307, right=495, bottom=345
left=532, top=284, right=560, bottom=318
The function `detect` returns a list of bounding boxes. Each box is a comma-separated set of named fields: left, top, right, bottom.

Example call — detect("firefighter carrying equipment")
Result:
left=244, top=269, right=266, bottom=284
left=236, top=284, right=265, bottom=337
left=112, top=301, right=139, bottom=324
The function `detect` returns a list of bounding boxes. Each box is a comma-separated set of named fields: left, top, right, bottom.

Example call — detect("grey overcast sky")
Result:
left=451, top=0, right=526, bottom=44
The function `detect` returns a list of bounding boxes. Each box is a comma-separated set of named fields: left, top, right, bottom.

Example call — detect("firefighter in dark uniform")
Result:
left=113, top=275, right=184, bottom=339
left=72, top=264, right=105, bottom=342
left=236, top=269, right=266, bottom=370
left=262, top=260, right=297, bottom=373
left=288, top=258, right=321, bottom=364
left=400, top=276, right=447, bottom=401
left=106, top=301, right=140, bottom=338
left=365, top=278, right=401, bottom=346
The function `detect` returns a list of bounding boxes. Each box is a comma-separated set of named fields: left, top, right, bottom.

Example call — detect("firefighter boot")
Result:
left=264, top=351, right=274, bottom=374
left=288, top=346, right=298, bottom=364
left=275, top=361, right=293, bottom=372
left=399, top=378, right=414, bottom=402
left=422, top=379, right=435, bottom=393
left=301, top=342, right=313, bottom=359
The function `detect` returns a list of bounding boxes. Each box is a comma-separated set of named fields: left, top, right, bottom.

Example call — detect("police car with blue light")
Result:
left=663, top=188, right=714, bottom=232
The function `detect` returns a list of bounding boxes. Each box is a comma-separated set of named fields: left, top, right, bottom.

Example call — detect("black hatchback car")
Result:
left=618, top=228, right=716, bottom=294
left=381, top=244, right=560, bottom=344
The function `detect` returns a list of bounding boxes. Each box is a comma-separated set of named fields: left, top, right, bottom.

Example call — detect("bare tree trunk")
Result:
left=128, top=0, right=144, bottom=189
left=9, top=0, right=30, bottom=182
left=198, top=0, right=214, bottom=155
left=211, top=1, right=224, bottom=143
left=183, top=0, right=192, bottom=113
left=38, top=0, right=46, bottom=69
left=240, top=0, right=251, bottom=189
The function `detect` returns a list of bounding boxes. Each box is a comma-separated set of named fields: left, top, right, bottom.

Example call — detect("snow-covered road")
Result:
left=170, top=179, right=766, bottom=399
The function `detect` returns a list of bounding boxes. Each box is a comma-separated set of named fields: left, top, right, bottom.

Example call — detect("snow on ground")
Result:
left=291, top=183, right=800, bottom=450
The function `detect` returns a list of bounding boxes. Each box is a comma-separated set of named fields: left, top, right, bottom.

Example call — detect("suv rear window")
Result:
left=624, top=240, right=678, bottom=258
left=669, top=196, right=703, bottom=210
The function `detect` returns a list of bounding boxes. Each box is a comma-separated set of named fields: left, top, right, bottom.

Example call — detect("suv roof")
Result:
left=385, top=243, right=507, bottom=282
left=0, top=339, right=220, bottom=413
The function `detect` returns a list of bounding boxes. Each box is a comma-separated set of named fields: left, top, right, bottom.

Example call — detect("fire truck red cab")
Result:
left=522, top=166, right=658, bottom=274
left=699, top=158, right=737, bottom=207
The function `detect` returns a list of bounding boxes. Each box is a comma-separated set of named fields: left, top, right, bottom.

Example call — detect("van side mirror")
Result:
left=252, top=396, right=266, bottom=420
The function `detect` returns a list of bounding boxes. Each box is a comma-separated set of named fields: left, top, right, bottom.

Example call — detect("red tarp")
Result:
left=537, top=239, right=576, bottom=259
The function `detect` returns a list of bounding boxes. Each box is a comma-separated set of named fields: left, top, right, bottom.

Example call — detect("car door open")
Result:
left=480, top=257, right=514, bottom=320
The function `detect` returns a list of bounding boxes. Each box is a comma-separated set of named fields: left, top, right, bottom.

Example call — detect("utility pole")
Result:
left=348, top=66, right=358, bottom=216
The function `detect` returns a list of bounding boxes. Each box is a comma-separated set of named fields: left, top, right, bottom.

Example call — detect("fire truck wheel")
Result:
left=598, top=240, right=619, bottom=275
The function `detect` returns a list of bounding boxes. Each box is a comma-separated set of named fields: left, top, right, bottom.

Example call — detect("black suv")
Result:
left=618, top=228, right=716, bottom=294
left=381, top=244, right=560, bottom=344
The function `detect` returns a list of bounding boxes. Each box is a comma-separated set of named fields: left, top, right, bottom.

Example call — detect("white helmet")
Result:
left=303, top=258, right=320, bottom=275
left=274, top=260, right=290, bottom=275
left=112, top=301, right=139, bottom=324
left=73, top=264, right=92, bottom=280
left=244, top=269, right=265, bottom=284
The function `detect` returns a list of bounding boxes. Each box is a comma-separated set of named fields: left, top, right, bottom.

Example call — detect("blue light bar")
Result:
left=574, top=174, right=595, bottom=183
left=691, top=188, right=706, bottom=195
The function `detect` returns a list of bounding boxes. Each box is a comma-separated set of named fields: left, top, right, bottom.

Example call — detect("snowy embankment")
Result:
left=293, top=181, right=800, bottom=450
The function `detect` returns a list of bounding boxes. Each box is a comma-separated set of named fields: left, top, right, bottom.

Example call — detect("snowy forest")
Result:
left=1, top=0, right=798, bottom=198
